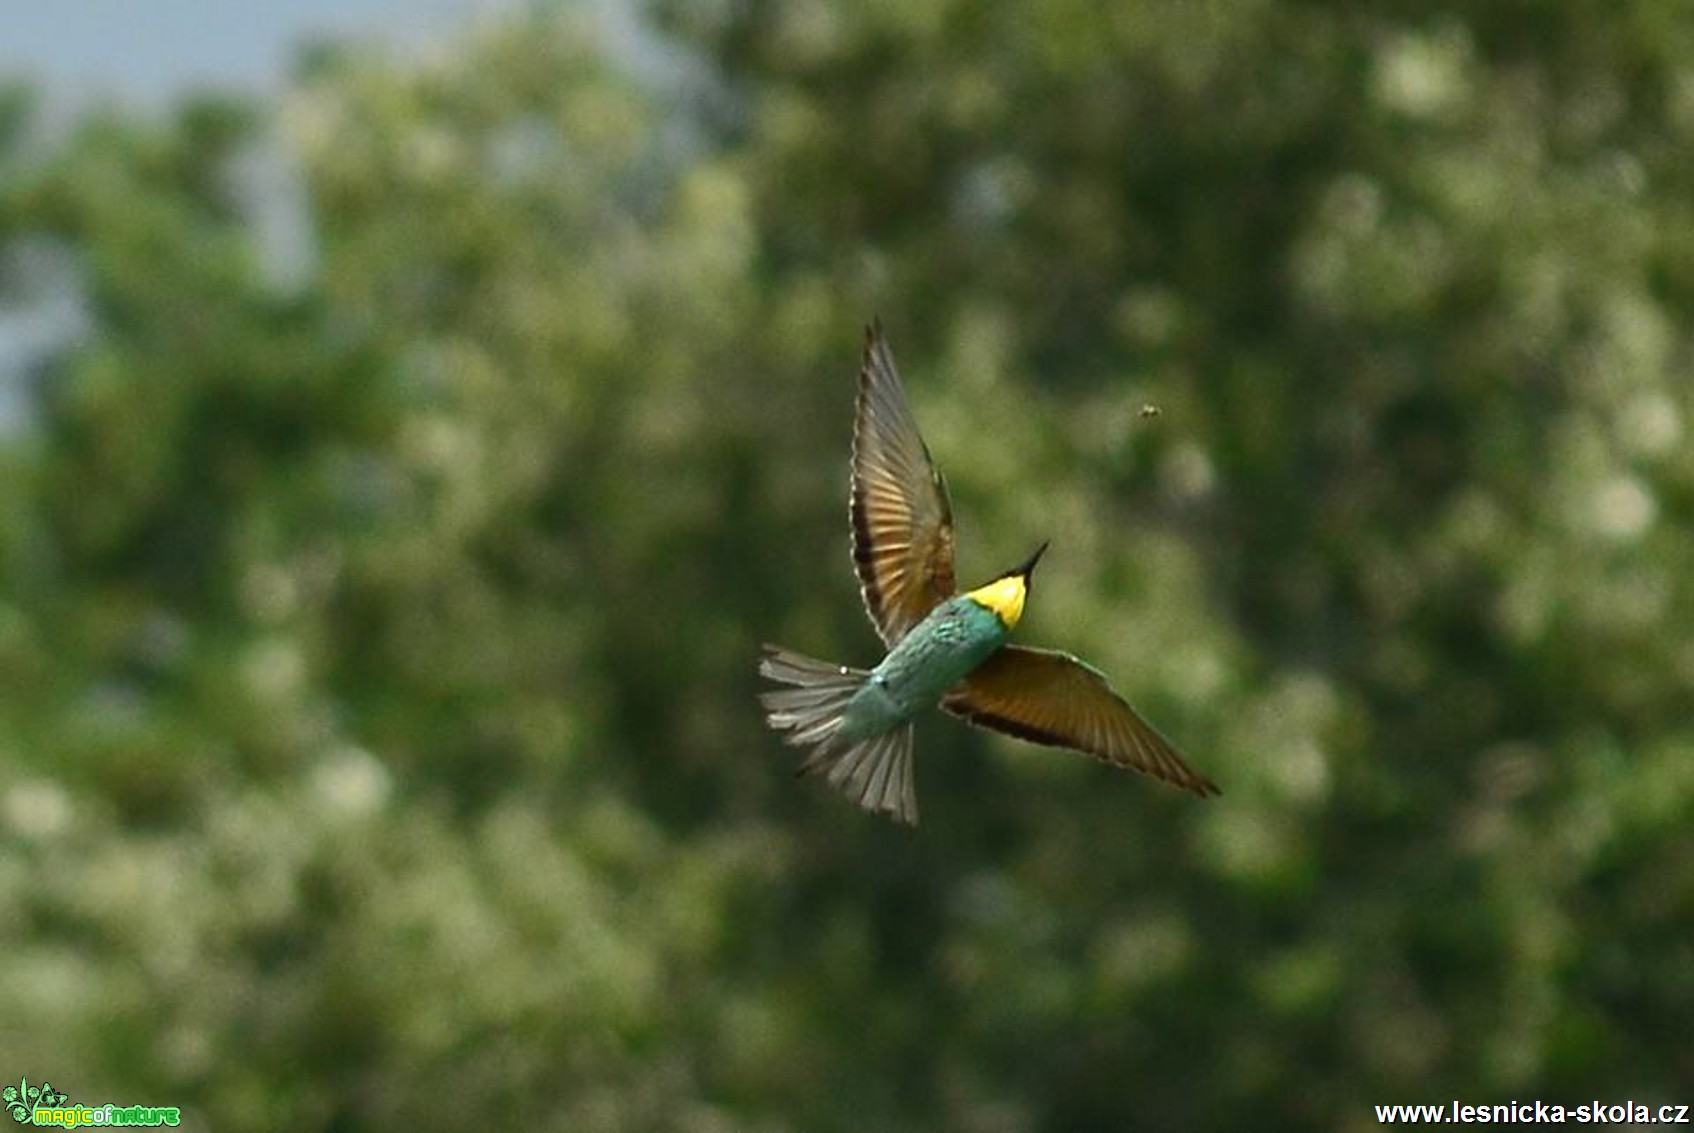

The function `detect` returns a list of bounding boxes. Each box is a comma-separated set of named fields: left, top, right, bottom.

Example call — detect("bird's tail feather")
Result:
left=759, top=644, right=918, bottom=825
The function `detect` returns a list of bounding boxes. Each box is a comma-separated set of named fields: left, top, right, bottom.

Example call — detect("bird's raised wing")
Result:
left=943, top=645, right=1219, bottom=797
left=851, top=321, right=956, bottom=645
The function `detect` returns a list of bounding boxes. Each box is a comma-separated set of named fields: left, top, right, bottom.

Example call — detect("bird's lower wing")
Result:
left=943, top=645, right=1219, bottom=798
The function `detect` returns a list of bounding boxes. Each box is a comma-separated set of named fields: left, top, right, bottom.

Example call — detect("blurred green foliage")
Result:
left=2, top=2, right=1692, bottom=1129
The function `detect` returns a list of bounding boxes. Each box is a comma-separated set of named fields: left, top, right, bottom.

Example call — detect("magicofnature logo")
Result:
left=3, top=1077, right=180, bottom=1127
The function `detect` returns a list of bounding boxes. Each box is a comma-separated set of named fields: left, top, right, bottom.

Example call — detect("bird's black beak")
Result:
left=1012, top=540, right=1050, bottom=581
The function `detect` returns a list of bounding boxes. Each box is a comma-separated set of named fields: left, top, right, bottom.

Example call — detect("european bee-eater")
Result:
left=759, top=322, right=1219, bottom=825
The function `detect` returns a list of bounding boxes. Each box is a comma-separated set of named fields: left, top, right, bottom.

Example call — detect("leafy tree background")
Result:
left=2, top=2, right=1692, bottom=1129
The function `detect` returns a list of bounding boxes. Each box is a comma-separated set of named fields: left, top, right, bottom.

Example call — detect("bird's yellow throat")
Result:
left=964, top=574, right=1028, bottom=629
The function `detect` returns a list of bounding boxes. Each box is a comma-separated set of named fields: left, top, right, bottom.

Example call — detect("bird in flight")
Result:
left=760, top=322, right=1219, bottom=825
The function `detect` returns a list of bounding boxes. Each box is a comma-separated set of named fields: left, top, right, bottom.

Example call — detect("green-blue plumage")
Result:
left=837, top=597, right=1007, bottom=739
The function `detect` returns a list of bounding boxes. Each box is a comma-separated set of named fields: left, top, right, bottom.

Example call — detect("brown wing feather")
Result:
left=851, top=321, right=956, bottom=645
left=943, top=646, right=1219, bottom=798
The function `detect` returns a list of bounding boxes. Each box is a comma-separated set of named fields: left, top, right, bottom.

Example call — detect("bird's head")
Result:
left=963, top=540, right=1049, bottom=630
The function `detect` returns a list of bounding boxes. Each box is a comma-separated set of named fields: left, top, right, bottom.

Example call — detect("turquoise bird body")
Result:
left=820, top=580, right=1029, bottom=737
left=843, top=593, right=1015, bottom=731
left=761, top=322, right=1218, bottom=825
